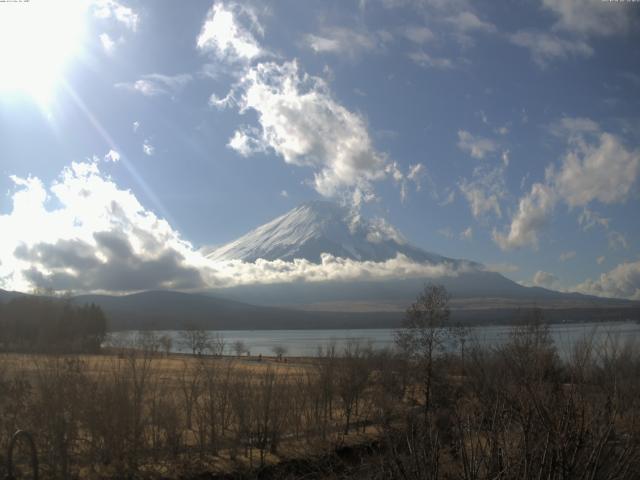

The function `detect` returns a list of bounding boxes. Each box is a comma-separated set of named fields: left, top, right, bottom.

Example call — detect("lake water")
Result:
left=112, top=321, right=640, bottom=358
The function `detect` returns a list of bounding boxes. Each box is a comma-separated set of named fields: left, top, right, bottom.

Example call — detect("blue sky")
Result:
left=0, top=0, right=639, bottom=298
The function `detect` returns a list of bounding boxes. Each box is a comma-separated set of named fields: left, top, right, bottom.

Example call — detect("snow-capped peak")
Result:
left=205, top=201, right=452, bottom=264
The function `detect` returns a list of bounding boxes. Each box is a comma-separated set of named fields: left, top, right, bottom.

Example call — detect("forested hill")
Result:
left=0, top=295, right=106, bottom=353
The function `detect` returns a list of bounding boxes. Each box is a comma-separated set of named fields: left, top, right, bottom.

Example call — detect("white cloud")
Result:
left=103, top=149, right=120, bottom=162
left=501, top=150, right=510, bottom=166
left=446, top=11, right=496, bottom=34
left=206, top=254, right=474, bottom=288
left=550, top=131, right=640, bottom=207
left=551, top=117, right=600, bottom=137
left=304, top=27, right=385, bottom=57
left=0, top=161, right=477, bottom=293
left=142, top=140, right=155, bottom=156
left=578, top=207, right=609, bottom=231
left=132, top=121, right=140, bottom=133
left=460, top=227, right=473, bottom=240
left=457, top=130, right=497, bottom=159
left=400, top=25, right=434, bottom=44
left=458, top=164, right=506, bottom=219
left=229, top=60, right=390, bottom=201
left=597, top=256, right=605, bottom=265
left=574, top=261, right=640, bottom=300
left=92, top=0, right=139, bottom=32
left=495, top=118, right=639, bottom=251
left=196, top=2, right=263, bottom=62
left=209, top=90, right=236, bottom=109
left=493, top=182, right=555, bottom=250
left=559, top=250, right=576, bottom=262
left=607, top=231, right=628, bottom=250
left=280, top=190, right=288, bottom=198
left=386, top=162, right=425, bottom=202
left=509, top=31, right=593, bottom=67
left=116, top=73, right=193, bottom=97
left=533, top=270, right=558, bottom=288
left=542, top=0, right=634, bottom=37
left=438, top=188, right=455, bottom=206
left=408, top=51, right=453, bottom=69
left=1, top=161, right=203, bottom=293
left=99, top=33, right=116, bottom=54
left=227, top=127, right=265, bottom=157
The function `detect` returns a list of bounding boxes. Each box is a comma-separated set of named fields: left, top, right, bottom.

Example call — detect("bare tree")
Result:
left=158, top=334, right=173, bottom=357
left=233, top=340, right=247, bottom=357
left=179, top=326, right=211, bottom=356
left=395, top=283, right=451, bottom=414
left=272, top=345, right=287, bottom=361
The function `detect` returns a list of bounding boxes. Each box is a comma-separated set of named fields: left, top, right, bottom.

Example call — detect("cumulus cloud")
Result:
left=196, top=2, right=263, bottom=62
left=92, top=0, right=139, bottom=32
left=0, top=161, right=475, bottom=294
left=550, top=131, right=640, bottom=207
left=227, top=127, right=265, bottom=157
left=209, top=90, right=236, bottom=109
left=457, top=130, right=497, bottom=159
left=495, top=118, right=638, bottom=251
left=205, top=254, right=473, bottom=288
left=533, top=270, right=558, bottom=289
left=143, top=140, right=155, bottom=156
left=228, top=60, right=391, bottom=201
left=304, top=26, right=387, bottom=57
left=460, top=227, right=473, bottom=240
left=446, top=11, right=496, bottom=34
left=104, top=149, right=120, bottom=162
left=508, top=31, right=593, bottom=67
left=458, top=164, right=506, bottom=219
left=574, top=261, right=640, bottom=300
left=99, top=33, right=116, bottom=54
left=116, top=73, right=193, bottom=97
left=0, top=162, right=204, bottom=293
left=578, top=207, right=609, bottom=231
left=542, top=0, right=635, bottom=37
left=386, top=162, right=425, bottom=202
left=408, top=51, right=453, bottom=69
left=400, top=25, right=434, bottom=44
left=607, top=231, right=628, bottom=250
left=493, top=183, right=555, bottom=250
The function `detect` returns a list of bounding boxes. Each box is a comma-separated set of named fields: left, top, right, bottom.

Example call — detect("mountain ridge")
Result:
left=206, top=200, right=465, bottom=265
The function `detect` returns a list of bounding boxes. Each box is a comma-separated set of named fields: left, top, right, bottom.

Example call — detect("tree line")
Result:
left=0, top=296, right=107, bottom=353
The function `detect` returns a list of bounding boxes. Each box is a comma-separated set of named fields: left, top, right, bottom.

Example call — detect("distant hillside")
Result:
left=2, top=288, right=639, bottom=331
left=73, top=290, right=640, bottom=331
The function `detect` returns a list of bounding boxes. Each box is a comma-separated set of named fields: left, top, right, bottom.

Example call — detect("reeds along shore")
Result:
left=0, top=291, right=639, bottom=478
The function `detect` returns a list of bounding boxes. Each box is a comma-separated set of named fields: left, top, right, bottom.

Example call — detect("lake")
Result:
left=111, top=321, right=640, bottom=358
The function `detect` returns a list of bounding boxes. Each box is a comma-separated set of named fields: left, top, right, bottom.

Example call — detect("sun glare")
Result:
left=0, top=0, right=87, bottom=107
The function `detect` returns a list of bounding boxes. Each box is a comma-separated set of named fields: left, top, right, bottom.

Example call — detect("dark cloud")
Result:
left=17, top=231, right=204, bottom=293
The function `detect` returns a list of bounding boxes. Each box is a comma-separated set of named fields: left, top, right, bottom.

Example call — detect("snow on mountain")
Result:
left=206, top=201, right=470, bottom=265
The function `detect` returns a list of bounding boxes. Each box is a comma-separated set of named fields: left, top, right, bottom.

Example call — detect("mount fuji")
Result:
left=203, top=201, right=633, bottom=318
left=205, top=201, right=459, bottom=265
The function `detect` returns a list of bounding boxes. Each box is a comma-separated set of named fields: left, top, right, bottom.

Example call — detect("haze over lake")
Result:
left=114, top=321, right=640, bottom=358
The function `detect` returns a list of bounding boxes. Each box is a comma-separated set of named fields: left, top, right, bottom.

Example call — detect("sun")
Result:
left=0, top=0, right=87, bottom=107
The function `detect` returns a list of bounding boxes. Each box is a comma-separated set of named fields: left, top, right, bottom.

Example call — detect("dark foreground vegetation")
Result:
left=0, top=285, right=639, bottom=479
left=0, top=296, right=106, bottom=353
